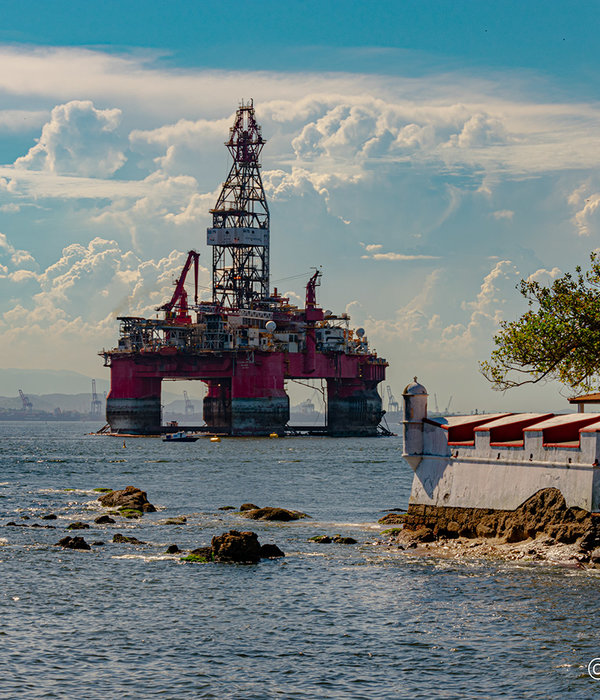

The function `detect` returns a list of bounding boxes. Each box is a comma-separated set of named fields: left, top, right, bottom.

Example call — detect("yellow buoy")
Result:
left=269, top=433, right=278, bottom=438
left=210, top=435, right=221, bottom=443
left=122, top=440, right=126, bottom=448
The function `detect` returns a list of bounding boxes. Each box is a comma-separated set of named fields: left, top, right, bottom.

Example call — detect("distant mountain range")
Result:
left=0, top=368, right=111, bottom=396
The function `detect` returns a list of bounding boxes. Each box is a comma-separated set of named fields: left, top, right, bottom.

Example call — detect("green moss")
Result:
left=180, top=554, right=210, bottom=563
left=63, top=488, right=76, bottom=492
left=381, top=528, right=403, bottom=536
left=93, top=488, right=113, bottom=493
left=118, top=508, right=142, bottom=519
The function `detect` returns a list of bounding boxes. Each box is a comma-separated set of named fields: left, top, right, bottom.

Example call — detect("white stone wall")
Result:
left=402, top=387, right=600, bottom=512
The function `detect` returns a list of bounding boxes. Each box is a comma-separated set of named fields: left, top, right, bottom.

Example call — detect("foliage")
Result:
left=481, top=253, right=600, bottom=392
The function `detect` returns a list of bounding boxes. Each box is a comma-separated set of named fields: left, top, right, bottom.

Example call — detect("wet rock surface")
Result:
left=309, top=534, right=357, bottom=544
left=67, top=522, right=90, bottom=530
left=239, top=503, right=259, bottom=511
left=98, top=486, right=156, bottom=513
left=259, top=543, right=285, bottom=558
left=240, top=506, right=308, bottom=521
left=165, top=544, right=180, bottom=554
left=161, top=516, right=187, bottom=525
left=183, top=531, right=286, bottom=564
left=56, top=536, right=91, bottom=551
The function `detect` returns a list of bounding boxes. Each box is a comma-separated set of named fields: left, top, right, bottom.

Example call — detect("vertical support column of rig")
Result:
left=204, top=100, right=289, bottom=435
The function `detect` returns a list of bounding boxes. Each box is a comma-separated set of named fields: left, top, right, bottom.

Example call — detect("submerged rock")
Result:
left=161, top=516, right=187, bottom=525
left=67, top=522, right=90, bottom=530
left=112, top=533, right=145, bottom=545
left=98, top=486, right=156, bottom=513
left=218, top=506, right=235, bottom=511
left=241, top=506, right=308, bottom=521
left=165, top=544, right=181, bottom=554
left=332, top=535, right=358, bottom=545
left=309, top=535, right=332, bottom=543
left=56, top=536, right=91, bottom=551
left=42, top=514, right=57, bottom=520
left=94, top=515, right=115, bottom=524
left=259, top=543, right=285, bottom=558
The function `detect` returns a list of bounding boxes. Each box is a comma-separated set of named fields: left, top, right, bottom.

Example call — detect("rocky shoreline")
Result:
left=377, top=487, right=600, bottom=569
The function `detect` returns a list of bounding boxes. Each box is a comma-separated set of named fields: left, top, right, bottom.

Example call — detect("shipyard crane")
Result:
left=90, top=379, right=102, bottom=417
left=433, top=393, right=440, bottom=413
left=19, top=389, right=32, bottom=411
left=183, top=390, right=194, bottom=416
left=445, top=396, right=453, bottom=415
left=159, top=250, right=200, bottom=323
left=386, top=386, right=400, bottom=412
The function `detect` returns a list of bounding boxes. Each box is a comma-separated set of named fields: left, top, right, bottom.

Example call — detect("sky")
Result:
left=1, top=1, right=600, bottom=412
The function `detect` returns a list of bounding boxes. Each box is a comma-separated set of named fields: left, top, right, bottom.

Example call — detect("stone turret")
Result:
left=402, top=377, right=427, bottom=469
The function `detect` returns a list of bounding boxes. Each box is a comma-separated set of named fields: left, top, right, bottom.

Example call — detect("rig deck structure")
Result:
left=101, top=101, right=387, bottom=436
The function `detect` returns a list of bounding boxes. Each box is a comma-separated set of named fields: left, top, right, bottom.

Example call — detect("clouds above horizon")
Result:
left=0, top=44, right=598, bottom=409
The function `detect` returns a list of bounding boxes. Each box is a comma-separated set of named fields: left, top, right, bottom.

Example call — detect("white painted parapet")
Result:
left=402, top=381, right=600, bottom=513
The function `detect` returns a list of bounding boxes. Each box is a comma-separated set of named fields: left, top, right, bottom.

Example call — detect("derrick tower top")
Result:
left=207, top=99, right=270, bottom=309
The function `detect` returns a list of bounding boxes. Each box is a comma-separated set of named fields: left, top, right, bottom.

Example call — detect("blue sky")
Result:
left=0, top=1, right=599, bottom=411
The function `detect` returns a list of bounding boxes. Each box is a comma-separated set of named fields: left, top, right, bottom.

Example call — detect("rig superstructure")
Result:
left=102, top=101, right=387, bottom=436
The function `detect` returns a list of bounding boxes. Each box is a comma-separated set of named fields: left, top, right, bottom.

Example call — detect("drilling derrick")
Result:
left=208, top=100, right=269, bottom=309
left=102, top=100, right=388, bottom=437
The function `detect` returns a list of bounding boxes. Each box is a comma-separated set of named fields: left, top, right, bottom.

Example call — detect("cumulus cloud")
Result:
left=0, top=232, right=38, bottom=279
left=15, top=100, right=125, bottom=177
left=0, top=237, right=210, bottom=372
left=526, top=267, right=562, bottom=285
left=571, top=191, right=600, bottom=236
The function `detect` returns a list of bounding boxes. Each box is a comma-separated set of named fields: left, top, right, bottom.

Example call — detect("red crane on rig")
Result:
left=101, top=100, right=387, bottom=436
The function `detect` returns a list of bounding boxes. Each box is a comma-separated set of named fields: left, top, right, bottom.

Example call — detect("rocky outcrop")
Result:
left=56, top=536, right=91, bottom=550
left=399, top=488, right=599, bottom=547
left=67, top=522, right=90, bottom=530
left=239, top=503, right=259, bottom=511
left=309, top=534, right=358, bottom=544
left=165, top=544, right=180, bottom=554
left=211, top=530, right=262, bottom=563
left=182, top=531, right=286, bottom=564
left=240, top=506, right=308, bottom=521
left=112, top=533, right=145, bottom=545
left=98, top=486, right=156, bottom=513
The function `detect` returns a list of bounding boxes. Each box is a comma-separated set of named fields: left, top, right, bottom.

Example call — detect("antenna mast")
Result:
left=207, top=99, right=270, bottom=309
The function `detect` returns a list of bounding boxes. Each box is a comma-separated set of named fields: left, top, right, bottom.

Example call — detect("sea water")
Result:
left=1, top=421, right=599, bottom=699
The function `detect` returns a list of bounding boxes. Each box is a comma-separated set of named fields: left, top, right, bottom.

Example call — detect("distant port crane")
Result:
left=386, top=386, right=400, bottom=413
left=91, top=380, right=102, bottom=417
left=183, top=390, right=194, bottom=415
left=19, top=389, right=32, bottom=411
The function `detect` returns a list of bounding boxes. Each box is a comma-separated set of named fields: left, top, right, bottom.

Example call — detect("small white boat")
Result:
left=162, top=431, right=199, bottom=443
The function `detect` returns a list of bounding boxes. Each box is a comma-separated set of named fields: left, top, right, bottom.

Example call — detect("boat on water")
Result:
left=162, top=431, right=199, bottom=442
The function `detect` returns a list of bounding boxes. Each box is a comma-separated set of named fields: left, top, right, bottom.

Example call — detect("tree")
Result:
left=480, top=253, right=600, bottom=393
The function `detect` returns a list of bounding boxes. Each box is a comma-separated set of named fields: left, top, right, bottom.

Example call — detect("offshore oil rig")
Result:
left=101, top=101, right=387, bottom=436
